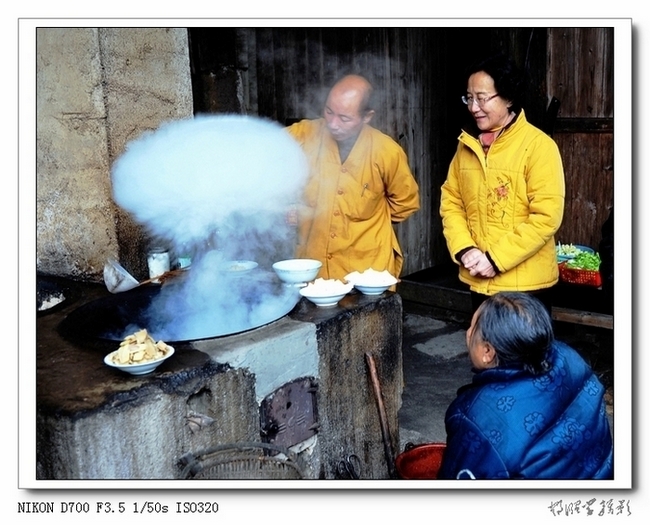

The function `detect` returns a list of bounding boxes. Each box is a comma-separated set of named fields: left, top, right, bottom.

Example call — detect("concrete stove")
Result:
left=36, top=281, right=404, bottom=482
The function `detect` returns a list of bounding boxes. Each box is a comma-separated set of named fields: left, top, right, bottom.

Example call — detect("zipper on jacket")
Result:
left=462, top=133, right=486, bottom=164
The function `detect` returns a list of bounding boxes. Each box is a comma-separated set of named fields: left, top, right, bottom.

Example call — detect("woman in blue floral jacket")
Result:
left=438, top=292, right=613, bottom=480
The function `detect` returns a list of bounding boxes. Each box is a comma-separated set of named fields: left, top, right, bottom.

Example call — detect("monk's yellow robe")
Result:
left=287, top=118, right=420, bottom=280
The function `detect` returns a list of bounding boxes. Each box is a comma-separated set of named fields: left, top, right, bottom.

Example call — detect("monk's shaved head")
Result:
left=323, top=75, right=375, bottom=143
left=328, top=75, right=374, bottom=116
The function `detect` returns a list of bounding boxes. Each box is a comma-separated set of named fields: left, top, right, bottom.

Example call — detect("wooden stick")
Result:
left=138, top=269, right=183, bottom=286
left=365, top=352, right=397, bottom=479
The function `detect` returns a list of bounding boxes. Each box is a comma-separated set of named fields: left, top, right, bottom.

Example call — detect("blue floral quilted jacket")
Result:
left=438, top=341, right=613, bottom=479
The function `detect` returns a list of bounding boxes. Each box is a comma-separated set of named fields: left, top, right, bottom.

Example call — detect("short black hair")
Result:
left=466, top=53, right=525, bottom=113
left=471, top=292, right=553, bottom=375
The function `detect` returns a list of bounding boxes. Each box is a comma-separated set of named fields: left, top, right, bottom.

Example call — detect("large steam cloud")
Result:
left=110, top=115, right=310, bottom=341
left=112, top=114, right=308, bottom=251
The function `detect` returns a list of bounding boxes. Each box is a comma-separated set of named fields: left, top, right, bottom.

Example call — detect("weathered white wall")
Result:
left=36, top=28, right=193, bottom=281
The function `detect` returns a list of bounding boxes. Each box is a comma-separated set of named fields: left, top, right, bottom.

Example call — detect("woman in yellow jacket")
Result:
left=440, top=54, right=565, bottom=314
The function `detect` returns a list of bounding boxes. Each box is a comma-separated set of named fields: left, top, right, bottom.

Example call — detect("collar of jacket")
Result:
left=457, top=339, right=560, bottom=395
left=460, top=108, right=523, bottom=139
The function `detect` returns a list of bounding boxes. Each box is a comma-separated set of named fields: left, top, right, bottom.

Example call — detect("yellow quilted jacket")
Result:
left=440, top=110, right=565, bottom=294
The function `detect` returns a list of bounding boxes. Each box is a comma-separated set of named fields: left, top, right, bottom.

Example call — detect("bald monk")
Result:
left=287, top=74, right=420, bottom=281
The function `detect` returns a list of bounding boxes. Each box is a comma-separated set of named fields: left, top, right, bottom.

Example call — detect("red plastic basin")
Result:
left=395, top=442, right=446, bottom=480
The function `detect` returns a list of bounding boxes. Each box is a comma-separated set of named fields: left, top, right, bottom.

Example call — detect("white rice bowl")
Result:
left=299, top=278, right=353, bottom=307
left=345, top=268, right=398, bottom=295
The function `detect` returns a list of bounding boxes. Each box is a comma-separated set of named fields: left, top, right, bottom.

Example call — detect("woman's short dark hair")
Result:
left=467, top=53, right=525, bottom=113
left=470, top=292, right=553, bottom=375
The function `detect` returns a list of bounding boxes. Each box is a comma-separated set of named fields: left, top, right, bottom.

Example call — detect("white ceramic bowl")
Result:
left=272, top=259, right=322, bottom=285
left=299, top=279, right=353, bottom=308
left=223, top=260, right=258, bottom=273
left=353, top=283, right=393, bottom=295
left=345, top=269, right=398, bottom=296
left=104, top=346, right=175, bottom=376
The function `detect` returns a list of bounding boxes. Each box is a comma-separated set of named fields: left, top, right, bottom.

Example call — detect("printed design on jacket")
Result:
left=523, top=411, right=546, bottom=437
left=461, top=429, right=483, bottom=454
left=551, top=415, right=592, bottom=452
left=487, top=176, right=511, bottom=223
left=533, top=355, right=568, bottom=392
left=496, top=395, right=516, bottom=412
left=582, top=377, right=602, bottom=397
left=488, top=429, right=503, bottom=446
left=583, top=440, right=611, bottom=473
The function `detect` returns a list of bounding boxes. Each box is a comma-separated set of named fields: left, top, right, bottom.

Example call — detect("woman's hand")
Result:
left=461, top=248, right=496, bottom=278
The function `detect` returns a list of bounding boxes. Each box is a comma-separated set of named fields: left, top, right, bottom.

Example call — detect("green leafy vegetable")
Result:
left=566, top=251, right=601, bottom=271
left=556, top=243, right=584, bottom=257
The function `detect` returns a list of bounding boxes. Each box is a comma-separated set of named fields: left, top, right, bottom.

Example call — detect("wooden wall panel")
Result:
left=547, top=27, right=614, bottom=253
left=241, top=27, right=439, bottom=276
left=554, top=132, right=614, bottom=249
left=547, top=27, right=614, bottom=118
left=188, top=26, right=615, bottom=275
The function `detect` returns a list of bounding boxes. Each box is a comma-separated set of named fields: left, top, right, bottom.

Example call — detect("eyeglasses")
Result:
left=462, top=93, right=499, bottom=108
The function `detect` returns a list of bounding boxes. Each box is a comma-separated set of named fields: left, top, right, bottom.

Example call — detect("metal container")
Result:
left=176, top=254, right=192, bottom=270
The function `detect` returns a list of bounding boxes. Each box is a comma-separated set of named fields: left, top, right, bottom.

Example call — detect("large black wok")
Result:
left=58, top=273, right=300, bottom=344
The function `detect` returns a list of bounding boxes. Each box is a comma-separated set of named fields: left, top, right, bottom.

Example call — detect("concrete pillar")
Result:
left=36, top=27, right=193, bottom=281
